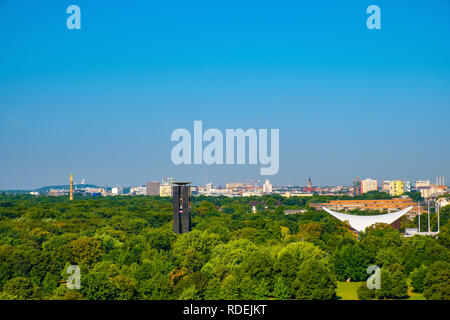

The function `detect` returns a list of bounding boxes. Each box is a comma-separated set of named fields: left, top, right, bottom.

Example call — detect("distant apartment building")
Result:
left=206, top=183, right=213, bottom=195
left=160, top=185, right=172, bottom=197
left=418, top=185, right=447, bottom=199
left=146, top=181, right=160, bottom=196
left=415, top=180, right=430, bottom=188
left=190, top=186, right=199, bottom=196
left=414, top=179, right=447, bottom=199
left=353, top=178, right=362, bottom=196
left=381, top=181, right=391, bottom=193
left=391, top=180, right=404, bottom=196
left=85, top=187, right=105, bottom=195
left=403, top=181, right=411, bottom=193
left=361, top=178, right=378, bottom=194
left=226, top=182, right=244, bottom=189
left=160, top=178, right=175, bottom=197
left=242, top=189, right=263, bottom=197
left=263, top=179, right=273, bottom=194
left=382, top=180, right=405, bottom=196
left=49, top=189, right=69, bottom=196
left=130, top=186, right=146, bottom=195
left=111, top=187, right=123, bottom=196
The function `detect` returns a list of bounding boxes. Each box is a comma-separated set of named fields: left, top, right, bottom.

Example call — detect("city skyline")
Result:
left=2, top=173, right=447, bottom=191
left=1, top=1, right=449, bottom=189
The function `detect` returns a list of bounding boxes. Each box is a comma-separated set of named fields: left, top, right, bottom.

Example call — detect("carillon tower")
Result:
left=172, top=182, right=191, bottom=234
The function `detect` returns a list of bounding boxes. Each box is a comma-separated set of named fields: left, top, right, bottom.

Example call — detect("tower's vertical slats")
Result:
left=172, top=185, right=180, bottom=234
left=182, top=186, right=191, bottom=233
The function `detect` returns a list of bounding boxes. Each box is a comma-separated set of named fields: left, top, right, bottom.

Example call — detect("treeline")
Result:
left=0, top=194, right=448, bottom=300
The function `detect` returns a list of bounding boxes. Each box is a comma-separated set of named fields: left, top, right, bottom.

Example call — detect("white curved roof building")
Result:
left=322, top=206, right=413, bottom=233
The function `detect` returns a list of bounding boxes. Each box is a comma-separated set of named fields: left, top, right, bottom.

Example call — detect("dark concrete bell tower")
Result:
left=172, top=182, right=191, bottom=234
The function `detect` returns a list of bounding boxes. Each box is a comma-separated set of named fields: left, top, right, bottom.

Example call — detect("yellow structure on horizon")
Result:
left=69, top=174, right=74, bottom=201
left=382, top=180, right=405, bottom=196
left=390, top=180, right=404, bottom=196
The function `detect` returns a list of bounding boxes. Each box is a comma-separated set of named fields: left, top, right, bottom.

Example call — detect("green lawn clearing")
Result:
left=336, top=281, right=364, bottom=300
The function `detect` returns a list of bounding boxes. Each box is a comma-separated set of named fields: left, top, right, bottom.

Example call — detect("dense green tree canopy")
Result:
left=0, top=194, right=448, bottom=300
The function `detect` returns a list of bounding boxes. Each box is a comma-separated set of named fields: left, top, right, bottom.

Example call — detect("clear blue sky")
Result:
left=0, top=0, right=449, bottom=189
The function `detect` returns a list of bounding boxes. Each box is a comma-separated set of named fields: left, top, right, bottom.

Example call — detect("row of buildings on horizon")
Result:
left=352, top=176, right=447, bottom=199
left=40, top=175, right=449, bottom=237
left=43, top=175, right=448, bottom=201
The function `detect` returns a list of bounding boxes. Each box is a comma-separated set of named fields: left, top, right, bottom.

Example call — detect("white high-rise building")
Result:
left=130, top=186, right=146, bottom=195
left=403, top=181, right=411, bottom=193
left=206, top=183, right=213, bottom=195
left=111, top=187, right=123, bottom=196
left=361, top=178, right=378, bottom=194
left=263, top=179, right=273, bottom=194
left=382, top=181, right=392, bottom=193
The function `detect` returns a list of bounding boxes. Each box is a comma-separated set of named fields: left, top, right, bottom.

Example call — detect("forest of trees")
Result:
left=0, top=193, right=449, bottom=300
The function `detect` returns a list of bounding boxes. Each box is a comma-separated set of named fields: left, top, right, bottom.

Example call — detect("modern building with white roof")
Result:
left=322, top=206, right=413, bottom=233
